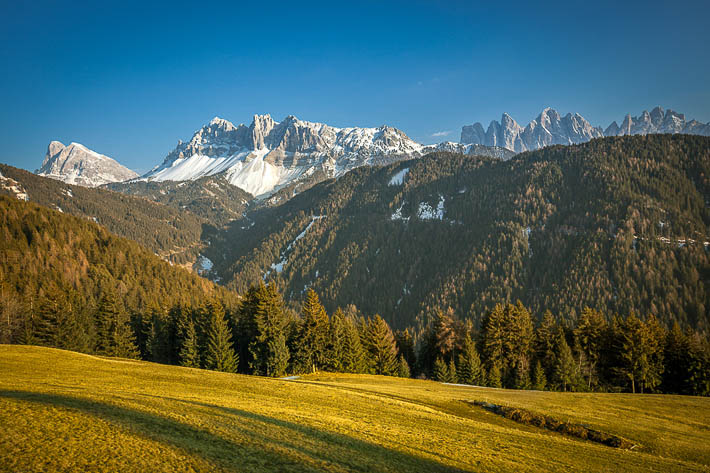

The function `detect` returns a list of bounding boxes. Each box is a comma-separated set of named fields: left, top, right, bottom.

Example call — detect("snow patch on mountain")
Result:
left=417, top=195, right=445, bottom=220
left=0, top=171, right=29, bottom=201
left=391, top=201, right=409, bottom=222
left=389, top=167, right=409, bottom=186
left=266, top=215, right=326, bottom=277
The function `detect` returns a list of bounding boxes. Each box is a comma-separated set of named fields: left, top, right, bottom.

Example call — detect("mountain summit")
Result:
left=142, top=114, right=512, bottom=197
left=461, top=106, right=710, bottom=152
left=37, top=141, right=138, bottom=187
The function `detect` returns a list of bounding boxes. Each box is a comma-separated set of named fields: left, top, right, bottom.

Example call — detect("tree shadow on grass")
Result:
left=1, top=390, right=466, bottom=472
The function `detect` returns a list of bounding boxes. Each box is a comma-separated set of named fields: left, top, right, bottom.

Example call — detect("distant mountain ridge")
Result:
left=461, top=106, right=710, bottom=152
left=142, top=115, right=513, bottom=197
left=37, top=141, right=138, bottom=187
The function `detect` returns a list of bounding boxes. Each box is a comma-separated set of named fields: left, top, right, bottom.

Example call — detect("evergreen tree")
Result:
left=266, top=332, right=289, bottom=377
left=204, top=300, right=238, bottom=373
left=535, top=310, right=558, bottom=378
left=294, top=289, right=330, bottom=373
left=457, top=333, right=484, bottom=385
left=341, top=314, right=366, bottom=373
left=487, top=360, right=502, bottom=388
left=394, top=328, right=416, bottom=370
left=532, top=360, right=547, bottom=390
left=662, top=322, right=688, bottom=393
left=96, top=289, right=139, bottom=359
left=179, top=318, right=200, bottom=368
left=249, top=283, right=290, bottom=376
left=363, top=314, right=399, bottom=376
left=34, top=286, right=72, bottom=349
left=397, top=354, right=411, bottom=378
left=574, top=307, right=607, bottom=389
left=326, top=308, right=347, bottom=372
left=433, top=357, right=449, bottom=382
left=554, top=330, right=576, bottom=392
left=686, top=332, right=710, bottom=396
left=447, top=358, right=457, bottom=384
left=480, top=304, right=506, bottom=372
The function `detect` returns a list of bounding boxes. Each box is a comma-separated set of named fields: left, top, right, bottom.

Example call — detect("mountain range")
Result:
left=32, top=107, right=710, bottom=199
left=461, top=106, right=710, bottom=153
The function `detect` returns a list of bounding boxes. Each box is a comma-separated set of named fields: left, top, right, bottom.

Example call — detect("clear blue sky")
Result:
left=1, top=0, right=708, bottom=173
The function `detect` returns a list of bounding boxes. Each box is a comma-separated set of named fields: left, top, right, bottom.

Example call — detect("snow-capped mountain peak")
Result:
left=37, top=141, right=138, bottom=187
left=144, top=114, right=483, bottom=197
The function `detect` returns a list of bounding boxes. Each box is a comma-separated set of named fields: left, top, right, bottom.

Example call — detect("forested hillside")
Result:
left=0, top=195, right=238, bottom=355
left=209, top=135, right=710, bottom=331
left=107, top=175, right=252, bottom=228
left=0, top=165, right=205, bottom=263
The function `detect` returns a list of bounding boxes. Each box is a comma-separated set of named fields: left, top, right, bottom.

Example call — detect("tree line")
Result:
left=7, top=279, right=708, bottom=396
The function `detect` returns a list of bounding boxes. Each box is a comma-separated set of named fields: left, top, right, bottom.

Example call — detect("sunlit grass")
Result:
left=1, top=345, right=708, bottom=472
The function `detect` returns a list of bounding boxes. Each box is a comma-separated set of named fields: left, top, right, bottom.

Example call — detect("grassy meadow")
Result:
left=1, top=345, right=708, bottom=472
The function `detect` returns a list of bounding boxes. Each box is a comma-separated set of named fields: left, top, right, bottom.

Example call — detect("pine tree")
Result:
left=34, top=286, right=69, bottom=348
left=363, top=314, right=399, bottom=376
left=394, top=328, right=416, bottom=370
left=249, top=283, right=290, bottom=376
left=480, top=304, right=506, bottom=372
left=204, top=300, right=238, bottom=373
left=457, top=333, right=484, bottom=385
left=326, top=308, right=347, bottom=372
left=144, top=304, right=171, bottom=364
left=294, top=289, right=329, bottom=373
left=532, top=360, right=547, bottom=390
left=179, top=318, right=200, bottom=368
left=663, top=322, right=691, bottom=393
left=96, top=289, right=139, bottom=359
left=574, top=307, right=607, bottom=389
left=433, top=357, right=449, bottom=382
left=397, top=354, right=411, bottom=378
left=341, top=314, right=366, bottom=373
left=535, top=310, right=558, bottom=378
left=447, top=358, right=457, bottom=383
left=554, top=330, right=576, bottom=392
left=504, top=302, right=534, bottom=388
left=487, top=361, right=502, bottom=388
left=266, top=332, right=289, bottom=377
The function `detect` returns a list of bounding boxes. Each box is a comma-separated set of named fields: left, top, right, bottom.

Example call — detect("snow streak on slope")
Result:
left=389, top=167, right=409, bottom=186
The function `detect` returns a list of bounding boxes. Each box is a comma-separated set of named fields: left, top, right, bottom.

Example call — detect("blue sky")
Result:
left=1, top=0, right=708, bottom=173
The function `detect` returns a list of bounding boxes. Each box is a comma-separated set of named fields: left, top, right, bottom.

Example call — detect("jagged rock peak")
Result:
left=142, top=113, right=509, bottom=197
left=461, top=106, right=710, bottom=152
left=37, top=141, right=138, bottom=187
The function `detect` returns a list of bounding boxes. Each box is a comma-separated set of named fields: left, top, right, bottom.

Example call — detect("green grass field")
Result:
left=1, top=345, right=708, bottom=472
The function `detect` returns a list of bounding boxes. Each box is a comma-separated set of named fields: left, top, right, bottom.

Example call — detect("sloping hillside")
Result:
left=0, top=195, right=237, bottom=348
left=0, top=165, right=206, bottom=263
left=210, top=135, right=710, bottom=330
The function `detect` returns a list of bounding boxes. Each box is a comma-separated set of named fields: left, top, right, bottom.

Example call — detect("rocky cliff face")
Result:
left=37, top=141, right=138, bottom=187
left=461, top=106, right=710, bottom=152
left=144, top=115, right=510, bottom=197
